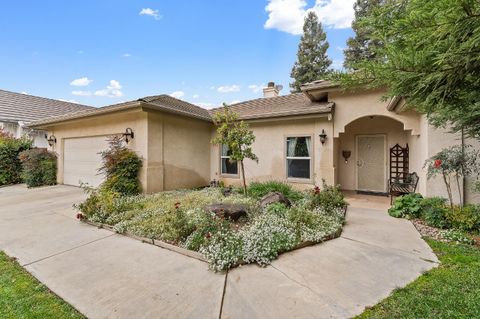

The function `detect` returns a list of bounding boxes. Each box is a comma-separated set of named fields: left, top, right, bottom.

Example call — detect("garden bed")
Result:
left=76, top=182, right=347, bottom=271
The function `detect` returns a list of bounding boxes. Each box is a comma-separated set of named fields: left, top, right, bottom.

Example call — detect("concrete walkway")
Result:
left=0, top=185, right=438, bottom=319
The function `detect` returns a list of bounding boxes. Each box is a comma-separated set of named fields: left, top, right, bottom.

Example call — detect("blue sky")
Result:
left=0, top=0, right=354, bottom=108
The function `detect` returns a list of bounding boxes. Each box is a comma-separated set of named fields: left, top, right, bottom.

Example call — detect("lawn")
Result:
left=76, top=181, right=347, bottom=271
left=357, top=239, right=480, bottom=319
left=0, top=251, right=84, bottom=319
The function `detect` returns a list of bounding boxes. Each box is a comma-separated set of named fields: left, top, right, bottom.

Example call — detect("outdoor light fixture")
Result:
left=319, top=129, right=327, bottom=145
left=123, top=128, right=134, bottom=143
left=342, top=150, right=352, bottom=164
left=47, top=135, right=57, bottom=147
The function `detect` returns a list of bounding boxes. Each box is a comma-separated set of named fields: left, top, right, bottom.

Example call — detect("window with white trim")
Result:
left=220, top=144, right=238, bottom=175
left=286, top=136, right=311, bottom=179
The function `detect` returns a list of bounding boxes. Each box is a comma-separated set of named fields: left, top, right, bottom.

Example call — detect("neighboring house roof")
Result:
left=209, top=93, right=333, bottom=120
left=0, top=89, right=93, bottom=123
left=29, top=92, right=333, bottom=128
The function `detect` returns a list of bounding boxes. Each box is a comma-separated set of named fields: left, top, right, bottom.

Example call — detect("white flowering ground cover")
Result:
left=77, top=186, right=346, bottom=271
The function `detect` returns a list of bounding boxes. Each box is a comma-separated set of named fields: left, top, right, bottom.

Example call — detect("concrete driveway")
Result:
left=0, top=185, right=438, bottom=319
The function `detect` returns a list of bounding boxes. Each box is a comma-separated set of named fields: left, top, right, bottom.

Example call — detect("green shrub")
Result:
left=420, top=197, right=450, bottom=229
left=183, top=211, right=231, bottom=251
left=247, top=181, right=302, bottom=202
left=446, top=204, right=480, bottom=232
left=0, top=130, right=32, bottom=185
left=99, top=136, right=142, bottom=196
left=388, top=193, right=423, bottom=218
left=18, top=148, right=57, bottom=187
left=308, top=180, right=347, bottom=213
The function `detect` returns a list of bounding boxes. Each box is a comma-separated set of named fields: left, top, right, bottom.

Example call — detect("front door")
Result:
left=356, top=135, right=386, bottom=193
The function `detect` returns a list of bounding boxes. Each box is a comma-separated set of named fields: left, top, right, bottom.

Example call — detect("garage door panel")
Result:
left=63, top=136, right=109, bottom=187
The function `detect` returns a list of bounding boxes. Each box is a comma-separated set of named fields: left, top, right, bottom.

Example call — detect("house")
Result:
left=0, top=89, right=93, bottom=147
left=29, top=82, right=480, bottom=204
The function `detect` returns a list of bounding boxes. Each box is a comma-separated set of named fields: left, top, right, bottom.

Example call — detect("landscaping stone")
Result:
left=204, top=203, right=247, bottom=221
left=411, top=219, right=444, bottom=241
left=259, top=191, right=291, bottom=209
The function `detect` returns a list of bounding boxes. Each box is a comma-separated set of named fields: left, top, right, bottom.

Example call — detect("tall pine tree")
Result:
left=290, top=11, right=331, bottom=92
left=343, top=0, right=384, bottom=69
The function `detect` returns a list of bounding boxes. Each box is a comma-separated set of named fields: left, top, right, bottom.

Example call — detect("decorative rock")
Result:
left=222, top=187, right=233, bottom=197
left=259, top=192, right=291, bottom=209
left=205, top=203, right=247, bottom=221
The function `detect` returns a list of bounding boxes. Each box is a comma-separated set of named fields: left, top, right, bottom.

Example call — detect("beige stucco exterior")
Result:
left=37, top=88, right=479, bottom=204
left=43, top=107, right=211, bottom=194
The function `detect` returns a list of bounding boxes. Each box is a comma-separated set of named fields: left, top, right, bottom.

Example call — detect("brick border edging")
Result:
left=79, top=205, right=347, bottom=267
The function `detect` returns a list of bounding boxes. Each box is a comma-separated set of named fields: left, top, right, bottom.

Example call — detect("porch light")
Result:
left=123, top=128, right=134, bottom=143
left=47, top=135, right=57, bottom=147
left=342, top=150, right=351, bottom=164
left=319, top=129, right=327, bottom=145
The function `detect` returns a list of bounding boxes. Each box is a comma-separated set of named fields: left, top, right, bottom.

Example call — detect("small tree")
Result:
left=424, top=145, right=480, bottom=209
left=211, top=105, right=258, bottom=195
left=290, top=11, right=332, bottom=92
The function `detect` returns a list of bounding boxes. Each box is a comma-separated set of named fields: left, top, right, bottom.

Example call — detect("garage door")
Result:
left=63, top=136, right=109, bottom=187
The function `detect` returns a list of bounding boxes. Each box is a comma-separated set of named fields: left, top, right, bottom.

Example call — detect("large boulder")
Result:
left=259, top=192, right=291, bottom=209
left=204, top=203, right=247, bottom=221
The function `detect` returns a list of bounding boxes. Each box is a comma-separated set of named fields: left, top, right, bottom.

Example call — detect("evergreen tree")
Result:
left=290, top=11, right=332, bottom=92
left=344, top=0, right=384, bottom=69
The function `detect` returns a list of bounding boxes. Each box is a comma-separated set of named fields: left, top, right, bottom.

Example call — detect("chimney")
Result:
left=263, top=82, right=282, bottom=98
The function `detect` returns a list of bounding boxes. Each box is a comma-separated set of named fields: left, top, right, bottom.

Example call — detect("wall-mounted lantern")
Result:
left=342, top=150, right=351, bottom=164
left=47, top=135, right=57, bottom=147
left=123, top=128, right=134, bottom=143
left=319, top=129, right=327, bottom=145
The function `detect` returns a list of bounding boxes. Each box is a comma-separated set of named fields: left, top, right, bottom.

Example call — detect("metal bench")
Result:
left=388, top=172, right=419, bottom=204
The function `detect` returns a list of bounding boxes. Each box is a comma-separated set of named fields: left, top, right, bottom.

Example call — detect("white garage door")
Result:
left=63, top=136, right=109, bottom=187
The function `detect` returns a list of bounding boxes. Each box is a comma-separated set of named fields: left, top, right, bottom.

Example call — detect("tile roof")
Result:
left=0, top=89, right=93, bottom=123
left=29, top=93, right=333, bottom=127
left=208, top=93, right=333, bottom=120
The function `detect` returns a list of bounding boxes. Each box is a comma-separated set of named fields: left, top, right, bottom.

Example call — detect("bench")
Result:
left=388, top=172, right=419, bottom=204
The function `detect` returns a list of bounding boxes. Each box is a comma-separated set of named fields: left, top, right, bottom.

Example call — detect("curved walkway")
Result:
left=0, top=185, right=438, bottom=319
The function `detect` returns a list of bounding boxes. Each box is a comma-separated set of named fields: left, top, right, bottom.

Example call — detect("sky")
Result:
left=0, top=0, right=355, bottom=108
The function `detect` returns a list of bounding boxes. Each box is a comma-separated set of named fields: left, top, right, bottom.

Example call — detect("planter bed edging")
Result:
left=80, top=205, right=347, bottom=269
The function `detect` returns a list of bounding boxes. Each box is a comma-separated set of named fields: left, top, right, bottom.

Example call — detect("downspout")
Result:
left=462, top=128, right=466, bottom=205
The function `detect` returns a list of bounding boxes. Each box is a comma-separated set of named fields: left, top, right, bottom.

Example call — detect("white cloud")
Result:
left=331, top=59, right=345, bottom=71
left=59, top=98, right=79, bottom=103
left=94, top=80, right=123, bottom=98
left=139, top=8, right=161, bottom=20
left=264, top=0, right=354, bottom=35
left=72, top=90, right=92, bottom=96
left=169, top=91, right=185, bottom=99
left=217, top=85, right=240, bottom=93
left=192, top=94, right=200, bottom=99
left=21, top=91, right=28, bottom=95
left=312, top=0, right=356, bottom=29
left=70, top=77, right=92, bottom=87
left=229, top=100, right=241, bottom=105
left=197, top=102, right=214, bottom=109
left=122, top=53, right=132, bottom=58
left=248, top=84, right=264, bottom=93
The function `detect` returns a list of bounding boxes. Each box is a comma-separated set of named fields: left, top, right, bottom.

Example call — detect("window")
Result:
left=286, top=136, right=311, bottom=179
left=220, top=144, right=238, bottom=175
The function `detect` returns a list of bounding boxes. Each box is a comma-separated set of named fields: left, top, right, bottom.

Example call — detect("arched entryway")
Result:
left=335, top=115, right=414, bottom=194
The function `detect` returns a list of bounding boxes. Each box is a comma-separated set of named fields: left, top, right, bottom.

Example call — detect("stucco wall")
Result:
left=147, top=111, right=212, bottom=192
left=331, top=89, right=421, bottom=137
left=43, top=109, right=149, bottom=190
left=212, top=116, right=334, bottom=189
left=336, top=116, right=410, bottom=191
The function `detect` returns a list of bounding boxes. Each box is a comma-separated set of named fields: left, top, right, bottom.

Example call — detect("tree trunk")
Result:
left=443, top=171, right=454, bottom=210
left=455, top=172, right=463, bottom=208
left=240, top=160, right=247, bottom=195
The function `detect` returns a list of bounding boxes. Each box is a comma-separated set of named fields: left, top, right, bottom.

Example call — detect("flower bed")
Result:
left=76, top=182, right=347, bottom=271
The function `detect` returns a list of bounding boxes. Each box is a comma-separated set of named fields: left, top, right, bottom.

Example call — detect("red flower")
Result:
left=205, top=232, right=212, bottom=239
left=313, top=186, right=320, bottom=194
left=174, top=202, right=181, bottom=209
left=76, top=213, right=84, bottom=220
left=434, top=159, right=442, bottom=168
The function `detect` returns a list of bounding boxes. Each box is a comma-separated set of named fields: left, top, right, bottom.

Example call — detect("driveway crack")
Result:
left=218, top=270, right=228, bottom=319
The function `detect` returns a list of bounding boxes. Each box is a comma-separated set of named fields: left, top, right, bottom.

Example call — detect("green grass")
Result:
left=357, top=239, right=480, bottom=319
left=0, top=251, right=84, bottom=319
